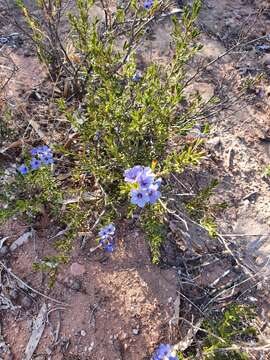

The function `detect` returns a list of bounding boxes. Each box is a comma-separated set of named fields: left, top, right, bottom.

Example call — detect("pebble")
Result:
left=70, top=262, right=86, bottom=276
left=207, top=136, right=221, bottom=149
left=80, top=330, right=86, bottom=337
left=21, top=296, right=33, bottom=309
left=132, top=328, right=139, bottom=335
left=88, top=342, right=94, bottom=352
left=70, top=279, right=82, bottom=291
left=9, top=289, right=19, bottom=300
left=262, top=53, right=270, bottom=66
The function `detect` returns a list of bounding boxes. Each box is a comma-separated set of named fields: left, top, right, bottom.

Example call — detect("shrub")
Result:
left=3, top=0, right=221, bottom=263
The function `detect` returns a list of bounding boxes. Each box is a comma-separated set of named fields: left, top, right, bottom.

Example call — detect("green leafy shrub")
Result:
left=5, top=0, right=224, bottom=263
left=178, top=304, right=257, bottom=360
left=186, top=179, right=227, bottom=238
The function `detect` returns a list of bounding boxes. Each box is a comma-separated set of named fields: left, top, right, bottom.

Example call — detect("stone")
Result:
left=70, top=279, right=82, bottom=291
left=70, top=263, right=86, bottom=276
left=9, top=289, right=19, bottom=300
left=21, top=296, right=33, bottom=309
left=132, top=328, right=139, bottom=335
left=262, top=53, right=270, bottom=66
left=207, top=137, right=221, bottom=149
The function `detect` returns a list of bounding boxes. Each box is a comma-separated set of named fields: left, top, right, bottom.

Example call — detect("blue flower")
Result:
left=152, top=344, right=177, bottom=360
left=106, top=223, right=116, bottom=235
left=30, top=148, right=39, bottom=156
left=30, top=158, right=41, bottom=170
left=148, top=184, right=161, bottom=204
left=40, top=154, right=54, bottom=165
left=18, top=164, right=28, bottom=175
left=124, top=165, right=143, bottom=183
left=155, top=177, right=162, bottom=188
left=104, top=241, right=115, bottom=253
left=137, top=168, right=154, bottom=189
left=132, top=71, right=142, bottom=82
left=144, top=0, right=153, bottom=10
left=40, top=146, right=52, bottom=157
left=130, top=188, right=149, bottom=208
left=31, top=146, right=52, bottom=157
left=98, top=224, right=116, bottom=253
left=98, top=223, right=115, bottom=238
left=99, top=238, right=106, bottom=246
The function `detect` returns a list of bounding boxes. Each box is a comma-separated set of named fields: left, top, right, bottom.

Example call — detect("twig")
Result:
left=0, top=261, right=69, bottom=306
left=203, top=343, right=270, bottom=354
left=203, top=257, right=270, bottom=310
left=177, top=290, right=204, bottom=315
left=159, top=199, right=189, bottom=231
left=175, top=317, right=226, bottom=350
left=184, top=33, right=270, bottom=88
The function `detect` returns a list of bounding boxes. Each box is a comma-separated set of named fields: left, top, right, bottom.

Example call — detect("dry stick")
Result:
left=183, top=32, right=270, bottom=89
left=176, top=317, right=227, bottom=347
left=115, top=1, right=172, bottom=72
left=0, top=51, right=18, bottom=92
left=177, top=290, right=204, bottom=316
left=0, top=261, right=69, bottom=306
left=164, top=201, right=256, bottom=277
left=159, top=199, right=189, bottom=231
left=203, top=257, right=270, bottom=311
left=203, top=343, right=270, bottom=354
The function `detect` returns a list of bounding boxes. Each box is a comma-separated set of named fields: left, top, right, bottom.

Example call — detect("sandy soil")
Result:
left=1, top=0, right=270, bottom=359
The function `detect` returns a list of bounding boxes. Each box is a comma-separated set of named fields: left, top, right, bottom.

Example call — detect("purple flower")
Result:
left=30, top=158, right=41, bottom=170
left=130, top=188, right=149, bottom=208
left=124, top=165, right=143, bottom=183
left=144, top=0, right=153, bottom=10
left=152, top=344, right=177, bottom=360
left=148, top=184, right=161, bottom=204
left=18, top=164, right=28, bottom=175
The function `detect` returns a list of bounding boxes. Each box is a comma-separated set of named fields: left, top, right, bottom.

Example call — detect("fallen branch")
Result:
left=23, top=303, right=47, bottom=360
left=0, top=261, right=69, bottom=306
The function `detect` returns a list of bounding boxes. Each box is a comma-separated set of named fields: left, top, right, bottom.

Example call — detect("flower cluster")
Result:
left=98, top=224, right=116, bottom=253
left=18, top=146, right=54, bottom=175
left=124, top=165, right=161, bottom=208
left=144, top=0, right=153, bottom=10
left=152, top=344, right=178, bottom=360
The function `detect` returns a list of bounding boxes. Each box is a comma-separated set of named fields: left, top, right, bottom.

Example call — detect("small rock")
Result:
left=207, top=136, right=221, bottom=149
left=9, top=289, right=19, bottom=300
left=262, top=53, right=270, bottom=66
left=80, top=330, right=86, bottom=337
left=132, top=328, right=139, bottom=335
left=21, top=296, right=33, bottom=309
left=70, top=263, right=86, bottom=276
left=88, top=342, right=94, bottom=352
left=70, top=279, right=81, bottom=291
left=226, top=147, right=235, bottom=170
